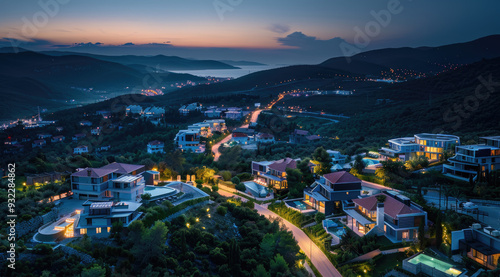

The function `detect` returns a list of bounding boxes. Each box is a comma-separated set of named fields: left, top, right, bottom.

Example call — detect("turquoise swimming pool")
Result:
left=323, top=219, right=347, bottom=238
left=363, top=158, right=380, bottom=166
left=408, top=254, right=462, bottom=276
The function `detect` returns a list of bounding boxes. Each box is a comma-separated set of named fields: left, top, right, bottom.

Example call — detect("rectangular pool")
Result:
left=407, top=254, right=462, bottom=276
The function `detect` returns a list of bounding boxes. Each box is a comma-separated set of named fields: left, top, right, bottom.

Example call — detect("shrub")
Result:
left=219, top=171, right=232, bottom=181
left=33, top=244, right=53, bottom=255
left=235, top=182, right=246, bottom=192
left=217, top=206, right=227, bottom=216
left=141, top=193, right=152, bottom=200
left=231, top=176, right=240, bottom=185
left=212, top=186, right=219, bottom=192
left=315, top=212, right=326, bottom=224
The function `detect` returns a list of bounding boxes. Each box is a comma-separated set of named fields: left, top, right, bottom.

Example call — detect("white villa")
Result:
left=379, top=133, right=460, bottom=161
left=443, top=136, right=500, bottom=182
left=74, top=201, right=143, bottom=237
left=147, top=140, right=165, bottom=154
left=70, top=162, right=145, bottom=200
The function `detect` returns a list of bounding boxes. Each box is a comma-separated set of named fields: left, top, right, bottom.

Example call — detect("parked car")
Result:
left=461, top=202, right=479, bottom=210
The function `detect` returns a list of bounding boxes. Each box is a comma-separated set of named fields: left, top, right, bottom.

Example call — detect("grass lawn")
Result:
left=371, top=252, right=408, bottom=276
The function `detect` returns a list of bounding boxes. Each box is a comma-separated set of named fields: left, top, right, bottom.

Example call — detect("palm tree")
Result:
left=442, top=186, right=452, bottom=210
left=450, top=189, right=464, bottom=212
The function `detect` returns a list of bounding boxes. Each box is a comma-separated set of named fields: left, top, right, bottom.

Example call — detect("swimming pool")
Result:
left=362, top=158, right=380, bottom=166
left=243, top=181, right=269, bottom=198
left=407, top=254, right=462, bottom=276
left=323, top=219, right=347, bottom=238
left=144, top=186, right=177, bottom=200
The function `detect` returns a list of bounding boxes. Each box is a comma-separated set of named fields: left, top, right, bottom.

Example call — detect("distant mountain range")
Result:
left=320, top=35, right=500, bottom=75
left=0, top=50, right=207, bottom=120
left=40, top=51, right=239, bottom=71
left=1, top=35, right=500, bottom=122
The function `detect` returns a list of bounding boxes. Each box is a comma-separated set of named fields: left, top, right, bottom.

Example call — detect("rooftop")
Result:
left=267, top=158, right=297, bottom=172
left=415, top=133, right=460, bottom=141
left=113, top=174, right=142, bottom=183
left=353, top=193, right=423, bottom=218
left=323, top=171, right=360, bottom=184
left=100, top=162, right=144, bottom=174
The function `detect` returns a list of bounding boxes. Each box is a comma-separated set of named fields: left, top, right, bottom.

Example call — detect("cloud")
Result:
left=267, top=23, right=290, bottom=34
left=73, top=42, right=103, bottom=47
left=277, top=31, right=347, bottom=51
left=122, top=42, right=135, bottom=46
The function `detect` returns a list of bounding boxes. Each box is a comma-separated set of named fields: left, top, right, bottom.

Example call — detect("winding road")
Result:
left=213, top=186, right=341, bottom=277
left=212, top=109, right=262, bottom=161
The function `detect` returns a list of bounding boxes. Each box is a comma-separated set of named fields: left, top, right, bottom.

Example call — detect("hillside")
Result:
left=321, top=35, right=500, bottom=75
left=279, top=57, right=500, bottom=141
left=0, top=51, right=207, bottom=120
left=41, top=51, right=238, bottom=70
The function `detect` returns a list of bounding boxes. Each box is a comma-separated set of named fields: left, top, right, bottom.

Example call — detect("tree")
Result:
left=81, top=264, right=106, bottom=277
left=435, top=213, right=443, bottom=247
left=286, top=168, right=304, bottom=198
left=235, top=182, right=246, bottom=192
left=219, top=170, right=232, bottom=181
left=253, top=264, right=271, bottom=277
left=196, top=166, right=216, bottom=183
left=418, top=219, right=426, bottom=250
left=260, top=233, right=276, bottom=260
left=297, top=158, right=315, bottom=185
left=313, top=147, right=332, bottom=175
left=353, top=155, right=365, bottom=173
left=132, top=221, right=169, bottom=265
left=269, top=254, right=289, bottom=276
left=450, top=189, right=464, bottom=212
left=231, top=176, right=241, bottom=185
left=217, top=206, right=227, bottom=216
left=315, top=212, right=326, bottom=224
left=141, top=193, right=152, bottom=200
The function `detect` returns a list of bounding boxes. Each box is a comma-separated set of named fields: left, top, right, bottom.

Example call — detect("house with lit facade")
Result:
left=443, top=136, right=500, bottom=182
left=74, top=201, right=143, bottom=237
left=379, top=133, right=460, bottom=161
left=303, top=171, right=361, bottom=215
left=251, top=158, right=299, bottom=192
left=70, top=162, right=145, bottom=200
left=452, top=224, right=500, bottom=270
left=343, top=191, right=427, bottom=242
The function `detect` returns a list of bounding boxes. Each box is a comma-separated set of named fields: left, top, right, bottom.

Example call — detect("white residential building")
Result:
left=188, top=122, right=212, bottom=137
left=204, top=119, right=227, bottom=133
left=70, top=162, right=145, bottom=200
left=147, top=140, right=165, bottom=154
left=379, top=133, right=460, bottom=161
left=143, top=106, right=165, bottom=118
left=179, top=102, right=201, bottom=115
left=74, top=145, right=89, bottom=155
left=256, top=133, right=275, bottom=144
left=174, top=130, right=205, bottom=153
left=443, top=136, right=500, bottom=182
left=327, top=150, right=348, bottom=164
left=126, top=105, right=143, bottom=115
left=74, top=201, right=143, bottom=237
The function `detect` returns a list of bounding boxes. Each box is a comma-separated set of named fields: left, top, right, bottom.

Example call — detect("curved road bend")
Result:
left=214, top=187, right=342, bottom=277
left=254, top=204, right=342, bottom=277
left=212, top=109, right=262, bottom=161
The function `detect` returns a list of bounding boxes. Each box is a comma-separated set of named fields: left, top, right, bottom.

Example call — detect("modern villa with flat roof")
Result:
left=303, top=171, right=361, bottom=215
left=344, top=191, right=427, bottom=242
left=174, top=130, right=205, bottom=153
left=443, top=136, right=500, bottom=182
left=74, top=201, right=143, bottom=237
left=251, top=158, right=299, bottom=192
left=452, top=224, right=500, bottom=270
left=71, top=162, right=145, bottom=200
left=379, top=133, right=460, bottom=161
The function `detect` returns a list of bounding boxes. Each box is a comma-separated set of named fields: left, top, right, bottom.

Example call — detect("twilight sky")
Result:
left=0, top=0, right=499, bottom=64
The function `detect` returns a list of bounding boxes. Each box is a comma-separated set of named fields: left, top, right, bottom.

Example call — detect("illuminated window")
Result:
left=402, top=231, right=409, bottom=239
left=80, top=228, right=87, bottom=235
left=107, top=227, right=111, bottom=233
left=346, top=192, right=349, bottom=195
left=96, top=227, right=101, bottom=234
